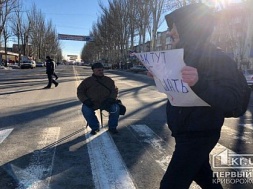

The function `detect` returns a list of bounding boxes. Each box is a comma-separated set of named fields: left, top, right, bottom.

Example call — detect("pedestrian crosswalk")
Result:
left=1, top=122, right=252, bottom=189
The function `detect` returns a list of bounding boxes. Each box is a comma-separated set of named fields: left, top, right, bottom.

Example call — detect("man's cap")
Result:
left=46, top=56, right=50, bottom=59
left=91, top=62, right=104, bottom=70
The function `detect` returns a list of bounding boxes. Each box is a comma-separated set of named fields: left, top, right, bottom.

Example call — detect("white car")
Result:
left=130, top=65, right=147, bottom=73
left=20, top=60, right=36, bottom=69
left=36, top=62, right=45, bottom=67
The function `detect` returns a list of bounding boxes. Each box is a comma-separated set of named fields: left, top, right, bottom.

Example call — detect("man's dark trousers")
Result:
left=46, top=73, right=58, bottom=88
left=160, top=133, right=223, bottom=189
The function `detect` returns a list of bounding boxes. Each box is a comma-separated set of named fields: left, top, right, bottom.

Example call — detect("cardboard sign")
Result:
left=135, top=49, right=210, bottom=107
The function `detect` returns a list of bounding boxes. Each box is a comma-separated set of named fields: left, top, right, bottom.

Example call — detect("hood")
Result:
left=165, top=3, right=215, bottom=50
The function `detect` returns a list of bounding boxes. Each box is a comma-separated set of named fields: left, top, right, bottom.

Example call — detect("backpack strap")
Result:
left=95, top=79, right=112, bottom=93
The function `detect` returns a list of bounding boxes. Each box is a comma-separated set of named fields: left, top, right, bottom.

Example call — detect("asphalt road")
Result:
left=0, top=65, right=253, bottom=189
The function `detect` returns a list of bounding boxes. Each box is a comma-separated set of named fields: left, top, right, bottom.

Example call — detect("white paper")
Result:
left=134, top=49, right=210, bottom=107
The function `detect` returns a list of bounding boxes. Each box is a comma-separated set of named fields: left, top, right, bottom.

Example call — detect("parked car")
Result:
left=130, top=65, right=147, bottom=73
left=242, top=69, right=253, bottom=87
left=36, top=62, right=45, bottom=67
left=20, top=60, right=36, bottom=69
left=103, top=63, right=112, bottom=69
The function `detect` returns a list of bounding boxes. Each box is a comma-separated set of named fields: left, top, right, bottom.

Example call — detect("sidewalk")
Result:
left=0, top=65, right=20, bottom=70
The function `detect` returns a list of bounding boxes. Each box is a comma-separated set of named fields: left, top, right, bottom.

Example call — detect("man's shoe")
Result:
left=108, top=128, right=119, bottom=134
left=43, top=86, right=51, bottom=89
left=55, top=83, right=59, bottom=87
left=90, top=129, right=99, bottom=135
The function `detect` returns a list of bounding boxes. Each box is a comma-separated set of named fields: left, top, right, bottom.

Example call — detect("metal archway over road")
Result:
left=58, top=34, right=94, bottom=42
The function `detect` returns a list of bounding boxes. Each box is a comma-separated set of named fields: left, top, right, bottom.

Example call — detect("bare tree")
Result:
left=135, top=0, right=151, bottom=52
left=10, top=0, right=23, bottom=64
left=0, top=0, right=18, bottom=66
left=147, top=0, right=165, bottom=51
left=2, top=25, right=11, bottom=63
left=27, top=3, right=47, bottom=60
left=127, top=0, right=139, bottom=50
left=27, top=3, right=60, bottom=60
left=0, top=0, right=18, bottom=36
left=212, top=3, right=250, bottom=68
left=82, top=0, right=227, bottom=66
left=242, top=0, right=253, bottom=67
left=97, top=0, right=131, bottom=64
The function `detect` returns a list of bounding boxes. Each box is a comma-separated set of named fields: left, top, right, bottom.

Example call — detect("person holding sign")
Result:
left=159, top=3, right=243, bottom=189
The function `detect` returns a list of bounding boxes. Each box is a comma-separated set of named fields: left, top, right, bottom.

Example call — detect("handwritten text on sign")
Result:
left=135, top=49, right=209, bottom=106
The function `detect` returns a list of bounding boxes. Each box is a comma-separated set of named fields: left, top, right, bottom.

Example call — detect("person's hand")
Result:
left=181, top=66, right=199, bottom=86
left=101, top=98, right=115, bottom=111
left=83, top=99, right=94, bottom=108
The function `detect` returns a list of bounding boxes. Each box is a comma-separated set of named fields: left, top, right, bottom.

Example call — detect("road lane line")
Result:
left=0, top=128, right=13, bottom=143
left=130, top=124, right=172, bottom=171
left=12, top=127, right=60, bottom=189
left=86, top=128, right=136, bottom=189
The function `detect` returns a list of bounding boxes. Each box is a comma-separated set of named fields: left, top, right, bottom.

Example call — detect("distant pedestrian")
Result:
left=43, top=56, right=58, bottom=89
left=157, top=3, right=244, bottom=189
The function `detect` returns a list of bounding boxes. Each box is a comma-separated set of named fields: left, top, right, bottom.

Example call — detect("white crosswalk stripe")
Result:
left=85, top=128, right=136, bottom=189
left=0, top=128, right=13, bottom=144
left=8, top=127, right=60, bottom=189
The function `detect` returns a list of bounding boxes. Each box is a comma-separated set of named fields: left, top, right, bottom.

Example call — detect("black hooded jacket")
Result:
left=45, top=58, right=55, bottom=74
left=165, top=4, right=241, bottom=137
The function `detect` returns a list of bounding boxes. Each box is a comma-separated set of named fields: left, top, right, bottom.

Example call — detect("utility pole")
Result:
left=17, top=23, right=21, bottom=65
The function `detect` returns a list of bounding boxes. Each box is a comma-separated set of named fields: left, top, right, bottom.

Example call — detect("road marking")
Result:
left=0, top=128, right=13, bottom=143
left=130, top=124, right=172, bottom=171
left=12, top=127, right=60, bottom=189
left=73, top=66, right=81, bottom=87
left=86, top=128, right=136, bottom=189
